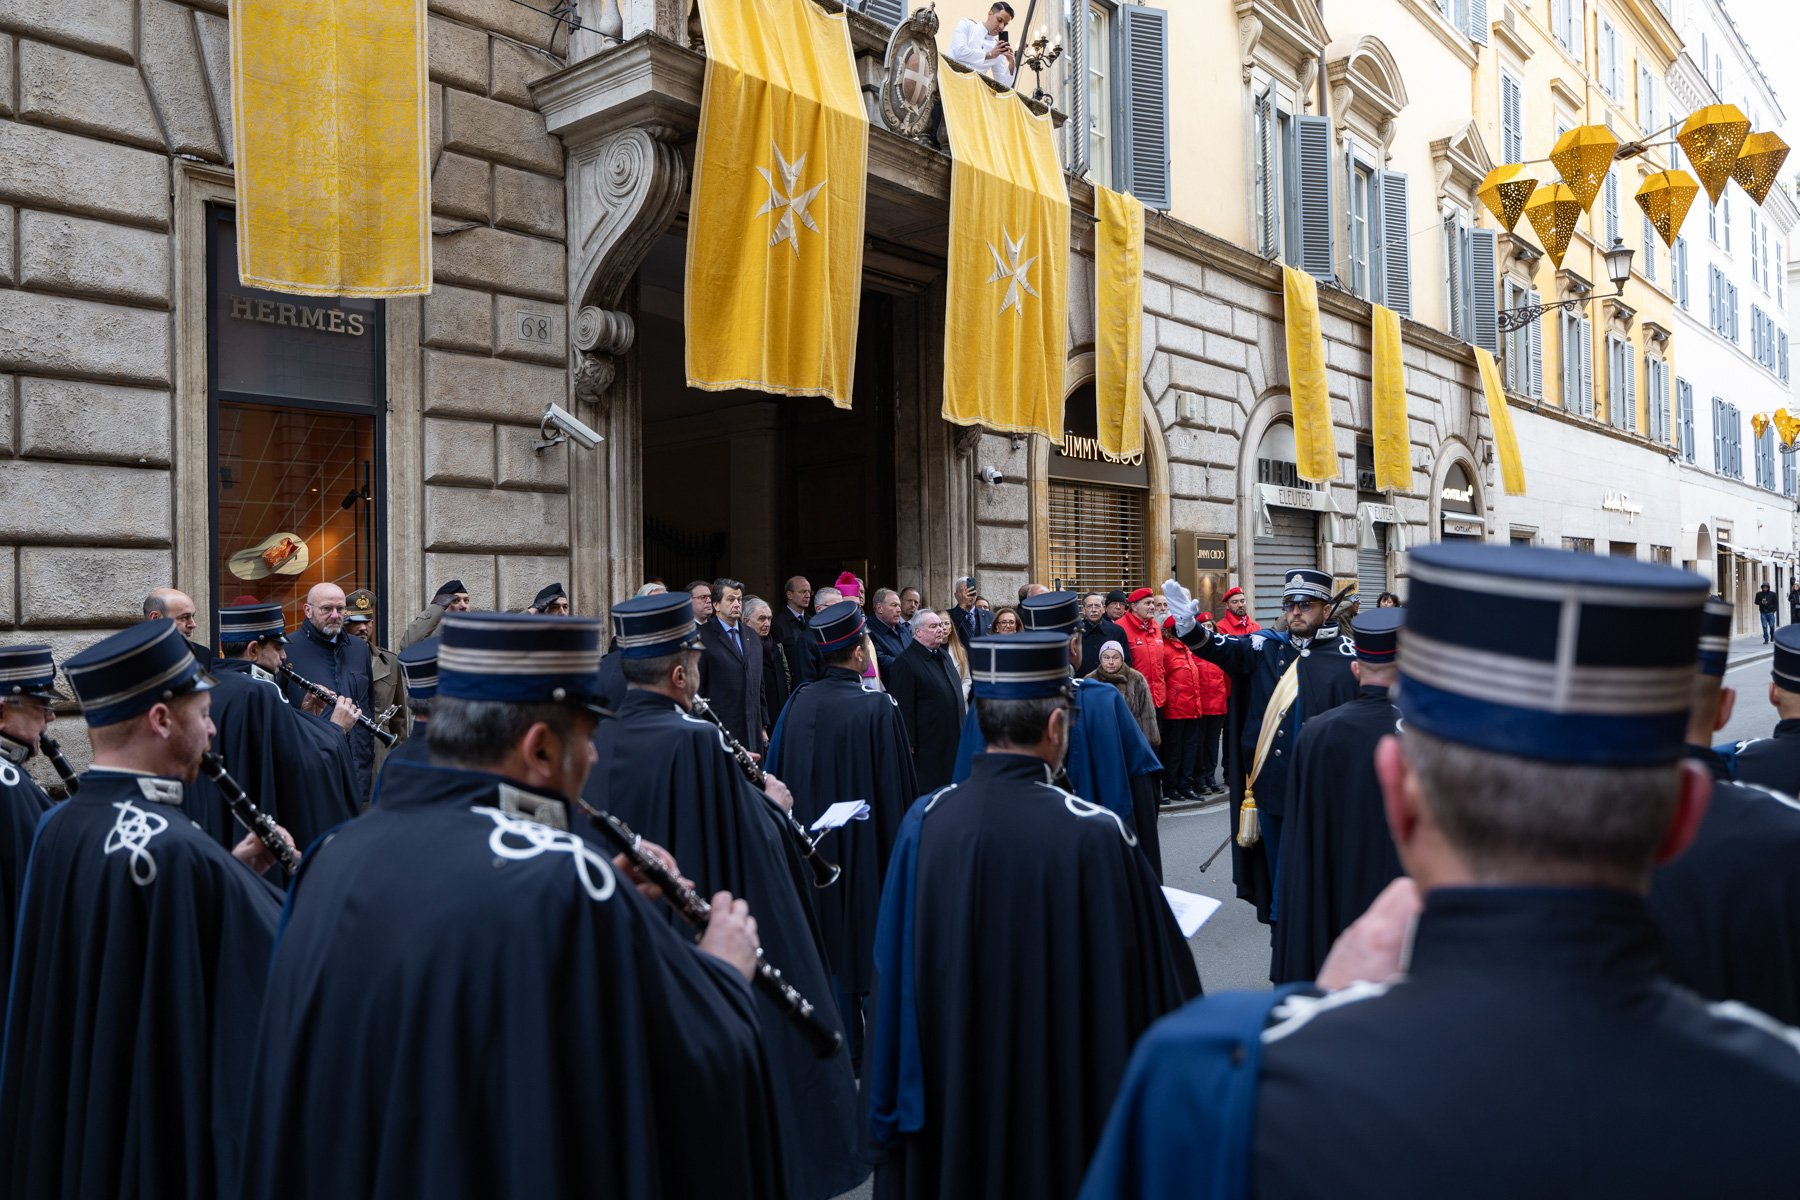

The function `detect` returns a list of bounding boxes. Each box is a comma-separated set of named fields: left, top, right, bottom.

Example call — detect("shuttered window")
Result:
left=1526, top=291, right=1544, bottom=399
left=1467, top=0, right=1488, bottom=44
left=1254, top=508, right=1319, bottom=625
left=1252, top=88, right=1277, bottom=257
left=1578, top=316, right=1594, bottom=417
left=1445, top=216, right=1465, bottom=341
left=1377, top=171, right=1412, bottom=315
left=1677, top=377, right=1695, bottom=462
left=861, top=0, right=905, bottom=26
left=1296, top=114, right=1335, bottom=280
left=1674, top=236, right=1688, bottom=308
left=1642, top=215, right=1656, bottom=283
left=1604, top=169, right=1619, bottom=245
left=1066, top=5, right=1087, bottom=175
left=1358, top=523, right=1389, bottom=602
left=1048, top=482, right=1146, bottom=595
left=1501, top=73, right=1523, bottom=164
left=1781, top=331, right=1791, bottom=383
left=1120, top=5, right=1170, bottom=209
left=1470, top=228, right=1498, bottom=354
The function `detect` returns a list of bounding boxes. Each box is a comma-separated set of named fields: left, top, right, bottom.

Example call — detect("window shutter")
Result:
left=1470, top=228, right=1498, bottom=354
left=1598, top=22, right=1610, bottom=95
left=1467, top=0, right=1489, bottom=45
left=1709, top=266, right=1719, bottom=331
left=861, top=0, right=905, bottom=26
left=1068, top=11, right=1089, bottom=177
left=1675, top=236, right=1687, bottom=307
left=1679, top=378, right=1694, bottom=461
left=1295, top=113, right=1334, bottom=279
left=1120, top=5, right=1171, bottom=210
left=1625, top=345, right=1636, bottom=432
left=1782, top=331, right=1791, bottom=383
left=1579, top=317, right=1594, bottom=417
left=1604, top=170, right=1619, bottom=244
left=1729, top=283, right=1739, bottom=341
left=1733, top=406, right=1743, bottom=478
left=1255, top=91, right=1275, bottom=255
left=1501, top=75, right=1522, bottom=164
left=1377, top=172, right=1411, bottom=316
left=1660, top=362, right=1671, bottom=447
left=1606, top=335, right=1621, bottom=426
left=1637, top=61, right=1649, bottom=129
left=1642, top=215, right=1656, bottom=282
left=1561, top=311, right=1577, bottom=410
left=1528, top=291, right=1544, bottom=399
left=1709, top=201, right=1717, bottom=242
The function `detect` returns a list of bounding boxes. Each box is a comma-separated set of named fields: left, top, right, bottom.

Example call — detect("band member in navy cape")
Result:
left=0, top=620, right=290, bottom=1200
left=1162, top=569, right=1359, bottom=923
left=241, top=611, right=784, bottom=1200
left=1722, top=624, right=1800, bottom=794
left=0, top=645, right=64, bottom=982
left=379, top=637, right=440, bottom=773
left=1650, top=599, right=1800, bottom=1024
left=949, top=591, right=1167, bottom=876
left=187, top=602, right=359, bottom=859
left=584, top=592, right=870, bottom=1200
left=1083, top=546, right=1800, bottom=1199
left=869, top=632, right=1200, bottom=1200
left=766, top=600, right=918, bottom=1057
left=1270, top=608, right=1405, bottom=984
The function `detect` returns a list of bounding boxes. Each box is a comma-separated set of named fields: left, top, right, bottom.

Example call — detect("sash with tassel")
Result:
left=1239, top=654, right=1302, bottom=847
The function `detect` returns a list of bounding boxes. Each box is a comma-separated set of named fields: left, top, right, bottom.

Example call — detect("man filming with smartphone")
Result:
left=948, top=2, right=1016, bottom=86
left=948, top=575, right=994, bottom=649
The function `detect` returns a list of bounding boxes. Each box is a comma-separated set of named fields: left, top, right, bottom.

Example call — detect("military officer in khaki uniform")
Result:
left=344, top=589, right=409, bottom=778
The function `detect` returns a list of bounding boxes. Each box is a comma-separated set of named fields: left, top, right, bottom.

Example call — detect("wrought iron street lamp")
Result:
left=1497, top=237, right=1633, bottom=333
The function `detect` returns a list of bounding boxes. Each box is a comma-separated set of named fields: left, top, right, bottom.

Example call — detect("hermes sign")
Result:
left=228, top=294, right=368, bottom=337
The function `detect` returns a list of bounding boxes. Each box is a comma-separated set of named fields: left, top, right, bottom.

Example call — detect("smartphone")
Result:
left=964, top=575, right=980, bottom=595
left=996, top=29, right=1009, bottom=42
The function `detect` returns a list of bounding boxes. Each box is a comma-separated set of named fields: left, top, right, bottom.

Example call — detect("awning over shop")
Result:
left=938, top=60, right=1070, bottom=442
left=685, top=0, right=869, bottom=406
left=1358, top=502, right=1407, bottom=552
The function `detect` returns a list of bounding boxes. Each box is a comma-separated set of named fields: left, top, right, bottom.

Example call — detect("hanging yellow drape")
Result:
left=1094, top=186, right=1144, bottom=460
left=1370, top=304, right=1410, bottom=491
left=939, top=62, right=1070, bottom=440
left=230, top=0, right=431, bottom=296
left=1474, top=346, right=1527, bottom=495
left=686, top=0, right=868, bottom=405
left=1282, top=265, right=1335, bottom=482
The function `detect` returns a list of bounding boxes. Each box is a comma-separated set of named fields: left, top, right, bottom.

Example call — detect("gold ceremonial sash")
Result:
left=1238, top=651, right=1301, bottom=847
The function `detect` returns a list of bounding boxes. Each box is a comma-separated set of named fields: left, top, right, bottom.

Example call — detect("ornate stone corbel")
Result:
left=1238, top=14, right=1263, bottom=83
left=1298, top=54, right=1318, bottom=111
left=954, top=423, right=985, bottom=457
left=573, top=307, right=636, bottom=413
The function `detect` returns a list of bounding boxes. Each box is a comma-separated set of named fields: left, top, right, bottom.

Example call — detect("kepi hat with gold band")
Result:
left=63, top=620, right=215, bottom=728
left=436, top=612, right=606, bottom=715
left=0, top=644, right=67, bottom=701
left=1395, top=544, right=1708, bottom=764
left=968, top=632, right=1074, bottom=700
left=1283, top=567, right=1334, bottom=604
left=610, top=593, right=703, bottom=659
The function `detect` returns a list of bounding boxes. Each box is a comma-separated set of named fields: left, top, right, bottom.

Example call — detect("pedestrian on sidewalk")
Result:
left=1085, top=641, right=1159, bottom=750
left=1755, top=580, right=1779, bottom=642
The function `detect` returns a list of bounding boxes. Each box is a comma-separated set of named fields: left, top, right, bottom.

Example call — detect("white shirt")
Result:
left=947, top=17, right=1015, bottom=87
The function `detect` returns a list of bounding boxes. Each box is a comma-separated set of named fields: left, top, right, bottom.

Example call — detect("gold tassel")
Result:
left=1236, top=790, right=1261, bottom=848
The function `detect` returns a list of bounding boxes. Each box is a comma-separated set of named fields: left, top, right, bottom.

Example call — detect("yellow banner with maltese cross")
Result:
left=939, top=62, right=1070, bottom=439
left=686, top=0, right=868, bottom=407
left=231, top=0, right=431, bottom=297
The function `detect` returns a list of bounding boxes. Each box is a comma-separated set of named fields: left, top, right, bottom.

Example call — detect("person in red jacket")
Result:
left=1119, top=588, right=1168, bottom=713
left=1201, top=587, right=1259, bottom=796
left=1159, top=617, right=1203, bottom=799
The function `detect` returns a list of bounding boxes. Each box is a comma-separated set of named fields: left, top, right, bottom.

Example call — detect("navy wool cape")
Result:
left=584, top=689, right=870, bottom=1200
left=239, top=759, right=784, bottom=1200
left=0, top=770, right=282, bottom=1200
left=0, top=752, right=55, bottom=984
left=187, top=659, right=360, bottom=857
left=869, top=753, right=1201, bottom=1200
left=1269, top=685, right=1404, bottom=984
left=949, top=676, right=1167, bottom=879
left=766, top=668, right=920, bottom=997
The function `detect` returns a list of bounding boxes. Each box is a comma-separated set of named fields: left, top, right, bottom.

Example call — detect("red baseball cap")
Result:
left=1127, top=587, right=1154, bottom=604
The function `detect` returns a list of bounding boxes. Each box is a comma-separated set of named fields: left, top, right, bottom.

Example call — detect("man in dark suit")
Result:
left=947, top=577, right=993, bottom=648
left=697, top=577, right=767, bottom=754
left=887, top=609, right=967, bottom=792
left=867, top=587, right=911, bottom=683
left=772, top=575, right=815, bottom=689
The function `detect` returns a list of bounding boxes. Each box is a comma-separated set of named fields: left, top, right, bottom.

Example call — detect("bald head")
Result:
left=143, top=588, right=197, bottom=638
left=305, top=583, right=348, bottom=640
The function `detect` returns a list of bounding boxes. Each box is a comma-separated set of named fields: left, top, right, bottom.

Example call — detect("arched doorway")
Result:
left=1430, top=447, right=1486, bottom=543
left=1248, top=420, right=1327, bottom=625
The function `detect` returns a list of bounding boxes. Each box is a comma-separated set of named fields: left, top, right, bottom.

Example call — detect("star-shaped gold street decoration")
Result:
left=985, top=227, right=1039, bottom=317
left=756, top=142, right=827, bottom=255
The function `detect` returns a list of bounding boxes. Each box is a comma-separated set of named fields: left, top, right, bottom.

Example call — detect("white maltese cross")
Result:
left=756, top=143, right=826, bottom=255
left=985, top=227, right=1039, bottom=316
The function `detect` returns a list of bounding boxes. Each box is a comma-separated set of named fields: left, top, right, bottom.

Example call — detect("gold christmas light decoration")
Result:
left=1634, top=170, right=1700, bottom=248
left=1477, top=164, right=1539, bottom=233
left=1548, top=125, right=1620, bottom=212
left=1731, top=131, right=1791, bottom=206
left=1524, top=184, right=1582, bottom=268
left=1775, top=409, right=1800, bottom=452
left=1753, top=412, right=1771, bottom=443
left=1677, top=104, right=1751, bottom=204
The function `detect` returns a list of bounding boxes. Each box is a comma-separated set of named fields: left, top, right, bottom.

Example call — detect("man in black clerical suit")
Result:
left=1, top=620, right=289, bottom=1199
left=0, top=644, right=64, bottom=985
left=1271, top=608, right=1405, bottom=984
left=699, top=577, right=768, bottom=754
left=1650, top=598, right=1800, bottom=1025
left=1725, top=623, right=1800, bottom=795
left=586, top=592, right=869, bottom=1200
left=1086, top=545, right=1800, bottom=1200
left=887, top=608, right=966, bottom=792
left=242, top=611, right=784, bottom=1200
left=868, top=632, right=1200, bottom=1200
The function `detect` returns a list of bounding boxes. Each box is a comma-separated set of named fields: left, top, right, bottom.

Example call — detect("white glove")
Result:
left=1162, top=579, right=1198, bottom=637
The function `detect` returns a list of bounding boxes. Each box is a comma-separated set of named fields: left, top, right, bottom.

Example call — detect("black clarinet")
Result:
left=574, top=798, right=844, bottom=1060
left=690, top=696, right=841, bottom=889
left=37, top=730, right=79, bottom=795
left=199, top=751, right=303, bottom=876
left=278, top=664, right=398, bottom=747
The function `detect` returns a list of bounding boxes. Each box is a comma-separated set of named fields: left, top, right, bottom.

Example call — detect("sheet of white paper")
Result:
left=811, top=801, right=871, bottom=831
left=1161, top=886, right=1224, bottom=939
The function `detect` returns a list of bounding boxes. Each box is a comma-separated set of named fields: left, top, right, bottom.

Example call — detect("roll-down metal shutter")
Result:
left=1358, top=522, right=1388, bottom=601
left=1254, top=507, right=1318, bottom=625
left=1048, top=482, right=1147, bottom=595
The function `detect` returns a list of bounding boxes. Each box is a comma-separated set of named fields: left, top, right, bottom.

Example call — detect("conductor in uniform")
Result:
left=0, top=645, right=64, bottom=982
left=1163, top=567, right=1359, bottom=921
left=1723, top=623, right=1800, bottom=794
left=868, top=632, right=1200, bottom=1200
left=1270, top=608, right=1405, bottom=984
left=1084, top=544, right=1800, bottom=1199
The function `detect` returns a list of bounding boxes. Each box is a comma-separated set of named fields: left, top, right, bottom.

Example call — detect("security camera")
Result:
left=535, top=402, right=603, bottom=454
left=979, top=464, right=1004, bottom=485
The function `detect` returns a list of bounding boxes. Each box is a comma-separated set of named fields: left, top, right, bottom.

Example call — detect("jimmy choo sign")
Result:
left=1058, top=434, right=1145, bottom=466
left=229, top=295, right=368, bottom=336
